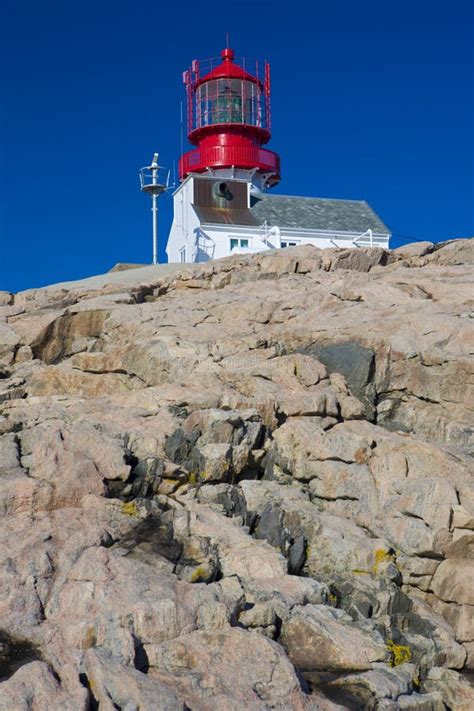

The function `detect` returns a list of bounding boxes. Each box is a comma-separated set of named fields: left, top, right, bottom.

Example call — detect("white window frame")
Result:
left=230, top=237, right=250, bottom=251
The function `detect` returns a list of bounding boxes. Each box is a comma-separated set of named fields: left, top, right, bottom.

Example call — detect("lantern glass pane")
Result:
left=195, top=79, right=263, bottom=128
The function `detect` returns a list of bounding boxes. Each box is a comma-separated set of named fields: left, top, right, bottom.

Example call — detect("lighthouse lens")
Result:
left=193, top=72, right=267, bottom=132
left=215, top=79, right=242, bottom=124
left=196, top=79, right=258, bottom=127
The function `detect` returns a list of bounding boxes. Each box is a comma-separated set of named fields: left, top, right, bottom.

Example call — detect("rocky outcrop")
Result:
left=0, top=239, right=473, bottom=709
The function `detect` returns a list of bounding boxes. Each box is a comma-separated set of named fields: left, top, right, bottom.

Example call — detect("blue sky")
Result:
left=1, top=0, right=472, bottom=292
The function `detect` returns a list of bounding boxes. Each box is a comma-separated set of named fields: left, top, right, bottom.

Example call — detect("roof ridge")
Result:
left=259, top=194, right=368, bottom=205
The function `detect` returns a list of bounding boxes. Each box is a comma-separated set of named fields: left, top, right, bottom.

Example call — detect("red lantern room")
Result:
left=179, top=48, right=281, bottom=189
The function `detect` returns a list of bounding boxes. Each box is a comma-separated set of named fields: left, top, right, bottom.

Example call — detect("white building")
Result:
left=166, top=174, right=391, bottom=264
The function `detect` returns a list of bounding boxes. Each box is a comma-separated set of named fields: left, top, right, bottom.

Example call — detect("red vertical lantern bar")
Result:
left=265, top=61, right=271, bottom=132
left=255, top=60, right=261, bottom=128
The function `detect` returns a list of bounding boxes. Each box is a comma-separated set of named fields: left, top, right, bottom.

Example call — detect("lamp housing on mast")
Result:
left=139, top=154, right=173, bottom=265
left=139, top=155, right=169, bottom=197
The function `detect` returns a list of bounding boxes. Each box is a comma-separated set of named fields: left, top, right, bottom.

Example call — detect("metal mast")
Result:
left=139, top=153, right=169, bottom=265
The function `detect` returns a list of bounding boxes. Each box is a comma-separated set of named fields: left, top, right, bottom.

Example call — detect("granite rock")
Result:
left=0, top=240, right=473, bottom=708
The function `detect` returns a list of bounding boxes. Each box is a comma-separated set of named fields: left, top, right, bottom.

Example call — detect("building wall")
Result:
left=191, top=226, right=390, bottom=262
left=166, top=176, right=391, bottom=263
left=166, top=178, right=200, bottom=263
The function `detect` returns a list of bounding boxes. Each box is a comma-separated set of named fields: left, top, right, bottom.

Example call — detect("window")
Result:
left=281, top=241, right=297, bottom=248
left=179, top=247, right=186, bottom=263
left=230, top=238, right=250, bottom=251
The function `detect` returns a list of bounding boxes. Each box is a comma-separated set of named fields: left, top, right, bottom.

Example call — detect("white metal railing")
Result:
left=259, top=221, right=281, bottom=248
left=139, top=166, right=170, bottom=193
left=353, top=229, right=374, bottom=247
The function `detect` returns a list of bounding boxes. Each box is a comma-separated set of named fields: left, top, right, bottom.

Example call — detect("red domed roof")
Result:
left=195, top=48, right=261, bottom=87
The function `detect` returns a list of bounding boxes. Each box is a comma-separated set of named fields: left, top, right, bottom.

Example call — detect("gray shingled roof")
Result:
left=250, top=194, right=390, bottom=234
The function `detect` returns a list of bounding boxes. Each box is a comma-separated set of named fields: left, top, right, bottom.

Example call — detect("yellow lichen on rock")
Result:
left=386, top=639, right=412, bottom=666
left=189, top=565, right=209, bottom=583
left=121, top=500, right=139, bottom=516
left=372, top=548, right=396, bottom=574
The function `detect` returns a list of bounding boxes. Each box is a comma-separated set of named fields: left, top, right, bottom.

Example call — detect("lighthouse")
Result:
left=179, top=47, right=280, bottom=192
left=166, top=47, right=390, bottom=263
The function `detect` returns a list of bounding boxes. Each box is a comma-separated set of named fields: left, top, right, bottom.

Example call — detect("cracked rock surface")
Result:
left=0, top=240, right=473, bottom=710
